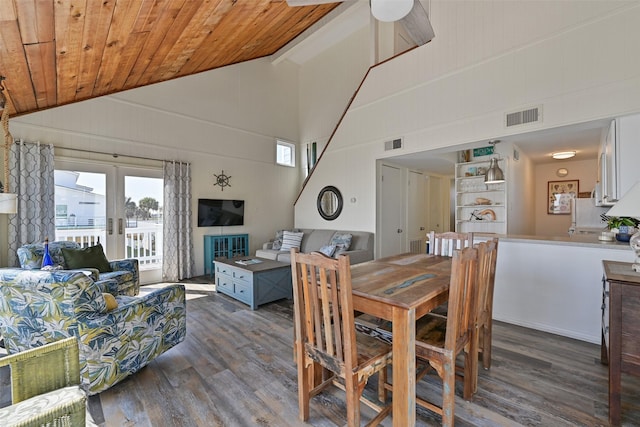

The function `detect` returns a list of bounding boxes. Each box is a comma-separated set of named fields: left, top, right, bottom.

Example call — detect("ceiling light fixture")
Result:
left=485, top=140, right=505, bottom=184
left=370, top=0, right=414, bottom=22
left=552, top=151, right=576, bottom=160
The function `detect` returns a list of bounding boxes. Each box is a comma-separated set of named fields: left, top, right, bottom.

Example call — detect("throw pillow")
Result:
left=102, top=293, right=118, bottom=311
left=61, top=244, right=112, bottom=273
left=330, top=233, right=352, bottom=257
left=272, top=230, right=285, bottom=250
left=318, top=245, right=337, bottom=257
left=280, top=231, right=304, bottom=251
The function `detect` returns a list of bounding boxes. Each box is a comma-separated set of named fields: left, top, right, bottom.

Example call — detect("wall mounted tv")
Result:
left=197, top=199, right=245, bottom=227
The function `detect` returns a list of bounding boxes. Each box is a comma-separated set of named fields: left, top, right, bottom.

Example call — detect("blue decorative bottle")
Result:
left=41, top=237, right=54, bottom=269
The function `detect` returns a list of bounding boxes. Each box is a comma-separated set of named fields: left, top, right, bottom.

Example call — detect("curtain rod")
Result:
left=54, top=145, right=176, bottom=163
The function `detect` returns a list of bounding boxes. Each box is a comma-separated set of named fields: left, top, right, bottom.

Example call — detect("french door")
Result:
left=54, top=159, right=163, bottom=284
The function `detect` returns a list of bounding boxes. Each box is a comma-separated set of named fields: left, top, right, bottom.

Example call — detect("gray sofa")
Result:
left=256, top=229, right=374, bottom=265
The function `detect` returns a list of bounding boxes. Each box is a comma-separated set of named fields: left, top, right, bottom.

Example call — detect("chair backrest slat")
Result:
left=428, top=231, right=473, bottom=256
left=444, top=246, right=478, bottom=351
left=291, top=249, right=356, bottom=371
left=475, top=239, right=499, bottom=325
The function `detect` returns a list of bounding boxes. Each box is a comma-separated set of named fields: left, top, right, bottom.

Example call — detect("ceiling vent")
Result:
left=505, top=106, right=542, bottom=128
left=384, top=138, right=403, bottom=151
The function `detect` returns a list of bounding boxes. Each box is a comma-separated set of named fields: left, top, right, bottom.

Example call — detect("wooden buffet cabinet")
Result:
left=601, top=260, right=640, bottom=426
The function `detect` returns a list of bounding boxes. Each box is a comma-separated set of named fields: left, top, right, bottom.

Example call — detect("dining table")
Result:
left=349, top=252, right=453, bottom=427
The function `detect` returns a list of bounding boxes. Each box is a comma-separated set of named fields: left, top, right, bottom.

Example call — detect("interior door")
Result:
left=54, top=159, right=163, bottom=284
left=407, top=170, right=427, bottom=253
left=427, top=175, right=444, bottom=232
left=379, top=164, right=404, bottom=257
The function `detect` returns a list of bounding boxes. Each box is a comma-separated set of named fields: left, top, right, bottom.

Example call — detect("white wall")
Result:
left=295, top=1, right=640, bottom=233
left=11, top=58, right=301, bottom=275
left=298, top=26, right=371, bottom=182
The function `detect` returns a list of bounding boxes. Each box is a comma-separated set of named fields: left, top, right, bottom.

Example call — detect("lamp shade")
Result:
left=606, top=181, right=640, bottom=218
left=0, top=193, right=17, bottom=214
left=484, top=158, right=505, bottom=184
left=370, top=0, right=414, bottom=22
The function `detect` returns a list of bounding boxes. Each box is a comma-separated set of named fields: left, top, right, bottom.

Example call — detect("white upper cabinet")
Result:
left=616, top=113, right=640, bottom=200
left=596, top=113, right=640, bottom=206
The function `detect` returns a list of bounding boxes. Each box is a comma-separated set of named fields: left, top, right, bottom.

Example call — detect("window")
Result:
left=276, top=140, right=295, bottom=167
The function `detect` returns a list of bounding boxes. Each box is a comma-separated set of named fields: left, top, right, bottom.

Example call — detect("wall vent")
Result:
left=384, top=138, right=403, bottom=151
left=505, top=106, right=542, bottom=127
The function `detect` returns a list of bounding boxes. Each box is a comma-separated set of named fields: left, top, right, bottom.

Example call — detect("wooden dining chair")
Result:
left=418, top=239, right=499, bottom=399
left=411, top=246, right=479, bottom=427
left=290, top=249, right=393, bottom=427
left=427, top=231, right=473, bottom=257
left=475, top=239, right=499, bottom=373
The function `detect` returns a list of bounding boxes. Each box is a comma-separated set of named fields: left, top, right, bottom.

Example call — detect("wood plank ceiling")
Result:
left=0, top=0, right=340, bottom=117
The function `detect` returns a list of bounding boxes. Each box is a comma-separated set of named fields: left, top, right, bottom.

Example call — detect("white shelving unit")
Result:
left=455, top=159, right=507, bottom=234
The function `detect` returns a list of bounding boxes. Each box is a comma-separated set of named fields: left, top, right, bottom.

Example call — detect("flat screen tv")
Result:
left=197, top=199, right=245, bottom=227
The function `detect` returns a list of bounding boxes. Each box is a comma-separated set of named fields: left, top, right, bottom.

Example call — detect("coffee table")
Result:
left=214, top=256, right=292, bottom=310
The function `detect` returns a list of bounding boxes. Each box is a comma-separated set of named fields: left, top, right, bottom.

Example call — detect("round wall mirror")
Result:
left=317, top=186, right=343, bottom=221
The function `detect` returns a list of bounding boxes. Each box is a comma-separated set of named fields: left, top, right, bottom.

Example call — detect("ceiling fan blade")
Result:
left=399, top=1, right=435, bottom=45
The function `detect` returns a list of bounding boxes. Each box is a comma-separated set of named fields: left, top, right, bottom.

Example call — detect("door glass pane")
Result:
left=124, top=176, right=163, bottom=274
left=54, top=170, right=107, bottom=248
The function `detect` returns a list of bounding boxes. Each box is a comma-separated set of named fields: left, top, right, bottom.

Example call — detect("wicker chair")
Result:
left=0, top=337, right=95, bottom=426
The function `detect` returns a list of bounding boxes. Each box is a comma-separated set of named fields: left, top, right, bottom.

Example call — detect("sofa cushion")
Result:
left=319, top=245, right=337, bottom=257
left=280, top=231, right=304, bottom=251
left=61, top=244, right=112, bottom=273
left=272, top=230, right=285, bottom=250
left=330, top=233, right=352, bottom=257
left=300, top=229, right=334, bottom=253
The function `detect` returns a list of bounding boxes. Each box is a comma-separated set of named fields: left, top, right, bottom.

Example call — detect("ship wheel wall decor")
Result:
left=213, top=170, right=231, bottom=191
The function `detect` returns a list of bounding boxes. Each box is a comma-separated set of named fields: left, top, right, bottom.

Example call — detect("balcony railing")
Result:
left=56, top=224, right=162, bottom=271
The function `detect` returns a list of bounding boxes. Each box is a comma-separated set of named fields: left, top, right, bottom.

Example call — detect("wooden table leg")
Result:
left=392, top=306, right=416, bottom=427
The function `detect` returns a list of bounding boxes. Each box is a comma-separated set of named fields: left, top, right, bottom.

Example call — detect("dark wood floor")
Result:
left=87, top=278, right=640, bottom=427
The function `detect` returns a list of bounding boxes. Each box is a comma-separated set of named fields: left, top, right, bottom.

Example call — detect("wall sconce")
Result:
left=484, top=140, right=505, bottom=184
left=0, top=192, right=17, bottom=214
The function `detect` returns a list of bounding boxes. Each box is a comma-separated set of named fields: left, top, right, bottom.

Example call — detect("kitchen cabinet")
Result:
left=616, top=114, right=640, bottom=198
left=455, top=159, right=507, bottom=234
left=596, top=113, right=640, bottom=206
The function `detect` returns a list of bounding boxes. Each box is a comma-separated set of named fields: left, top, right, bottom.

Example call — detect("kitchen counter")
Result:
left=494, top=233, right=631, bottom=250
left=485, top=232, right=635, bottom=344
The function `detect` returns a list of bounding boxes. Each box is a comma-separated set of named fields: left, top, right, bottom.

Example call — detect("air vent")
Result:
left=384, top=138, right=403, bottom=151
left=505, top=106, right=542, bottom=127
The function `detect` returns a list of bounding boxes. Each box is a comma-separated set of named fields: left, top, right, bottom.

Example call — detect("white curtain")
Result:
left=7, top=140, right=55, bottom=266
left=163, top=161, right=194, bottom=281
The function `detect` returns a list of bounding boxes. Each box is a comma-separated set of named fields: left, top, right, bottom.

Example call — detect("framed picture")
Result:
left=548, top=180, right=579, bottom=214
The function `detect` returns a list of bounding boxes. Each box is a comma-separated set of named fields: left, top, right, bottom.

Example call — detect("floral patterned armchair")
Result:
left=0, top=268, right=187, bottom=395
left=17, top=241, right=140, bottom=296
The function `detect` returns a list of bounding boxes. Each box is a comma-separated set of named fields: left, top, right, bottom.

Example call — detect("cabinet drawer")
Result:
left=233, top=269, right=252, bottom=286
left=216, top=264, right=233, bottom=277
left=216, top=275, right=234, bottom=294
left=234, top=280, right=252, bottom=304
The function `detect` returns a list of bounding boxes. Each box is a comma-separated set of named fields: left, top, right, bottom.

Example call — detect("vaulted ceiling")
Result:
left=0, top=0, right=340, bottom=117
